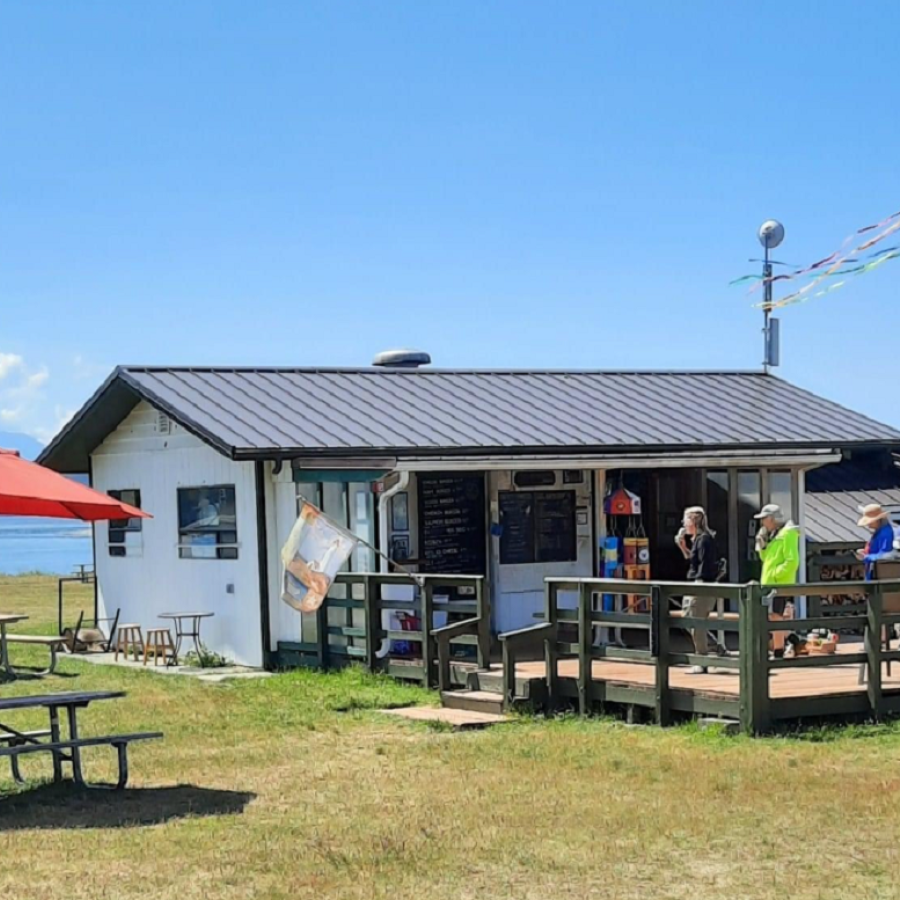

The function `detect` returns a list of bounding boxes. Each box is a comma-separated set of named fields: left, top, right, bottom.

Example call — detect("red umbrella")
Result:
left=0, top=449, right=150, bottom=521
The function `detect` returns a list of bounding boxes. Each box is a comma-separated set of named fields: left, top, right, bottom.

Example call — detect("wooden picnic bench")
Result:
left=4, top=635, right=67, bottom=675
left=0, top=691, right=163, bottom=790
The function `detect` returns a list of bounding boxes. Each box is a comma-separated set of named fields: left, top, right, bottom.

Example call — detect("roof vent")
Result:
left=156, top=412, right=172, bottom=435
left=371, top=349, right=431, bottom=369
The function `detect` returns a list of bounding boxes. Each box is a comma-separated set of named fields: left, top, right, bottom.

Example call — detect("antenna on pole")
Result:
left=757, top=219, right=784, bottom=371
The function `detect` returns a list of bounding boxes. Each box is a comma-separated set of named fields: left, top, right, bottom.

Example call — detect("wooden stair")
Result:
left=440, top=662, right=547, bottom=714
left=440, top=689, right=505, bottom=715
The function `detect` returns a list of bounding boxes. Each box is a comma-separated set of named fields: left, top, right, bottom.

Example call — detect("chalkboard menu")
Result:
left=499, top=490, right=577, bottom=565
left=499, top=492, right=535, bottom=564
left=418, top=474, right=486, bottom=574
left=535, top=491, right=576, bottom=562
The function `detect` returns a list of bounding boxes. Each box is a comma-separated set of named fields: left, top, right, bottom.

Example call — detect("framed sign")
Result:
left=391, top=492, right=409, bottom=533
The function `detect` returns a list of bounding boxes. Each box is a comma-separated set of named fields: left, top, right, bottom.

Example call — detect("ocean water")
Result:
left=0, top=517, right=94, bottom=575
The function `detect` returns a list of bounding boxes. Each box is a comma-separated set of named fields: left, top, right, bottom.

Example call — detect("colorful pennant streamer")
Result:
left=765, top=219, right=900, bottom=309
left=746, top=209, right=900, bottom=294
left=768, top=250, right=900, bottom=310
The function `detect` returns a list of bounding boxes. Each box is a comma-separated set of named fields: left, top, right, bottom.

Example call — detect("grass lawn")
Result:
left=1, top=576, right=900, bottom=899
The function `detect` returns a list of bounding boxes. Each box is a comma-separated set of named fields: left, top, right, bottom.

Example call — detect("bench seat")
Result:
left=3, top=635, right=67, bottom=675
left=6, top=635, right=67, bottom=645
left=0, top=731, right=164, bottom=789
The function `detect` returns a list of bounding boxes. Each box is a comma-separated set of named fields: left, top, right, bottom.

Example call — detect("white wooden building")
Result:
left=39, top=362, right=900, bottom=668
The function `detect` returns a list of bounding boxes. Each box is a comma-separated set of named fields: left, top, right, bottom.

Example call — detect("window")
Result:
left=499, top=490, right=577, bottom=564
left=737, top=471, right=762, bottom=581
left=108, top=490, right=143, bottom=557
left=768, top=471, right=793, bottom=520
left=513, top=470, right=556, bottom=488
left=177, top=486, right=238, bottom=559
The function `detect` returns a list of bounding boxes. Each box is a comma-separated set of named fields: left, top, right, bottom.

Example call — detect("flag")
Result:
left=281, top=502, right=358, bottom=613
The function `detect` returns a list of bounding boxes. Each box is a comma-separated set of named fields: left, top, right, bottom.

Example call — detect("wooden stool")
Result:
left=144, top=628, right=176, bottom=667
left=114, top=625, right=144, bottom=662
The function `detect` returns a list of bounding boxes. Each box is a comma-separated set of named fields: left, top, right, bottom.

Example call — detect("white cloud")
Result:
left=0, top=351, right=51, bottom=439
left=25, top=368, right=49, bottom=390
left=31, top=407, right=77, bottom=445
left=0, top=352, right=106, bottom=445
left=0, top=354, right=24, bottom=381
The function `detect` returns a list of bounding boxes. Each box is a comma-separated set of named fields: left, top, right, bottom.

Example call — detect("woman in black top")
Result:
left=676, top=506, right=725, bottom=673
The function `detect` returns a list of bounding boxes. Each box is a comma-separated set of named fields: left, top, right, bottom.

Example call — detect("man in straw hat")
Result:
left=855, top=503, right=900, bottom=577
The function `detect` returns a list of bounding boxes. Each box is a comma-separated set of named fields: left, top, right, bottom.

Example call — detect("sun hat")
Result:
left=857, top=503, right=890, bottom=528
left=753, top=503, right=782, bottom=520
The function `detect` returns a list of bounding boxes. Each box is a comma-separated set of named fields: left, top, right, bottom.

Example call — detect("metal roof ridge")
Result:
left=121, top=365, right=771, bottom=376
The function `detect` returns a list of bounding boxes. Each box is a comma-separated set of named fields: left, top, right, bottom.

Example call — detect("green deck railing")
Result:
left=275, top=572, right=489, bottom=686
left=498, top=576, right=900, bottom=733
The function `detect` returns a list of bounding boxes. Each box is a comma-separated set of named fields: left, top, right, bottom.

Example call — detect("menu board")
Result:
left=499, top=490, right=577, bottom=565
left=418, top=474, right=486, bottom=574
left=535, top=491, right=576, bottom=562
left=499, top=492, right=535, bottom=564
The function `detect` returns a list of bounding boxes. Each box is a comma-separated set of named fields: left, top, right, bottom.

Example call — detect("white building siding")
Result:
left=92, top=402, right=263, bottom=667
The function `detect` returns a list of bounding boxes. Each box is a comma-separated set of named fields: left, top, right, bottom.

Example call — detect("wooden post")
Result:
left=476, top=578, right=490, bottom=670
left=363, top=575, right=378, bottom=673
left=436, top=635, right=450, bottom=694
left=652, top=585, right=670, bottom=726
left=501, top=638, right=516, bottom=708
left=808, top=553, right=822, bottom=618
left=545, top=581, right=559, bottom=706
left=866, top=585, right=883, bottom=719
left=578, top=582, right=592, bottom=715
left=421, top=581, right=435, bottom=688
left=739, top=584, right=770, bottom=735
left=315, top=602, right=329, bottom=671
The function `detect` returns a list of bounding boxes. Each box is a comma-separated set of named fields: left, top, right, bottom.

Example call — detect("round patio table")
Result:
left=158, top=612, right=214, bottom=664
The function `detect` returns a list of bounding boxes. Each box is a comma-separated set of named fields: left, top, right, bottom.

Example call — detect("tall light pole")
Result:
left=758, top=219, right=784, bottom=371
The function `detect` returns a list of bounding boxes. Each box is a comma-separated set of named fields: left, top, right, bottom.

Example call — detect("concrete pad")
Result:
left=68, top=652, right=271, bottom=680
left=378, top=706, right=510, bottom=729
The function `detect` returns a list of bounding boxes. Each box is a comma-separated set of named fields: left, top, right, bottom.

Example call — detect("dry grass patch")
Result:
left=0, top=577, right=900, bottom=899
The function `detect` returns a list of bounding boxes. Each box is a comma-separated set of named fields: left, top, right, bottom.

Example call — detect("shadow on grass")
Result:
left=0, top=670, right=79, bottom=682
left=0, top=783, right=255, bottom=829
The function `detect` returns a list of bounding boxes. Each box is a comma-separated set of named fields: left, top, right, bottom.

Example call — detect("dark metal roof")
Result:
left=38, top=366, right=900, bottom=473
left=805, top=453, right=900, bottom=545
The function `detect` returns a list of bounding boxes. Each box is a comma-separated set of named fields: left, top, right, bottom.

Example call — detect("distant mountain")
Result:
left=0, top=431, right=44, bottom=461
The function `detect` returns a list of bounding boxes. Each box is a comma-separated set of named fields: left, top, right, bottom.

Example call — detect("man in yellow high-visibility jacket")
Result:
left=754, top=503, right=801, bottom=654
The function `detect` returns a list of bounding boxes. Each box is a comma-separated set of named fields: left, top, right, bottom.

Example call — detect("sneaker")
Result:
left=688, top=665, right=707, bottom=675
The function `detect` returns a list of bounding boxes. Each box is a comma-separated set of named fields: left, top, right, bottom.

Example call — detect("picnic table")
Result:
left=0, top=614, right=28, bottom=679
left=0, top=690, right=163, bottom=789
left=159, top=611, right=214, bottom=662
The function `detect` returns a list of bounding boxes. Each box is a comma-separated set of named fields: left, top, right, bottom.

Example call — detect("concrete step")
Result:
left=379, top=706, right=510, bottom=730
left=441, top=689, right=505, bottom=714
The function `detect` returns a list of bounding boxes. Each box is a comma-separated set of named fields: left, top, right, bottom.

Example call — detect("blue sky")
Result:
left=2, top=1, right=899, bottom=441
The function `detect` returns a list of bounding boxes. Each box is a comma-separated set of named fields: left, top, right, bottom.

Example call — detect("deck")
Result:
left=276, top=572, right=900, bottom=733
left=502, top=641, right=899, bottom=701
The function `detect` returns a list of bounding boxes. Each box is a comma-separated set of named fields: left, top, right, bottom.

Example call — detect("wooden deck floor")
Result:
left=501, top=642, right=900, bottom=701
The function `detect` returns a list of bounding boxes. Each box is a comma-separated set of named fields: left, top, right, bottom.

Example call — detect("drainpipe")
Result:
left=375, top=471, right=410, bottom=658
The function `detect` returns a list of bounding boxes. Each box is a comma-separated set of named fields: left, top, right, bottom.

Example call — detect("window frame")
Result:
left=176, top=484, right=239, bottom=560
left=108, top=489, right=143, bottom=558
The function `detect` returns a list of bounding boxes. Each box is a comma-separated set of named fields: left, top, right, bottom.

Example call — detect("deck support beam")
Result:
left=739, top=584, right=771, bottom=735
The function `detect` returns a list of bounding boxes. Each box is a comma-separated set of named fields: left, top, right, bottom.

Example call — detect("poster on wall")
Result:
left=281, top=502, right=358, bottom=613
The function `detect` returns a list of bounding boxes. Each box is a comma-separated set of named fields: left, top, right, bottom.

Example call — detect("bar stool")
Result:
left=144, top=628, right=176, bottom=667
left=114, top=624, right=144, bottom=662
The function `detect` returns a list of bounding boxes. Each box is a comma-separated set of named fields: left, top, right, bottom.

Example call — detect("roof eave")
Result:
left=229, top=439, right=900, bottom=463
left=37, top=368, right=238, bottom=474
